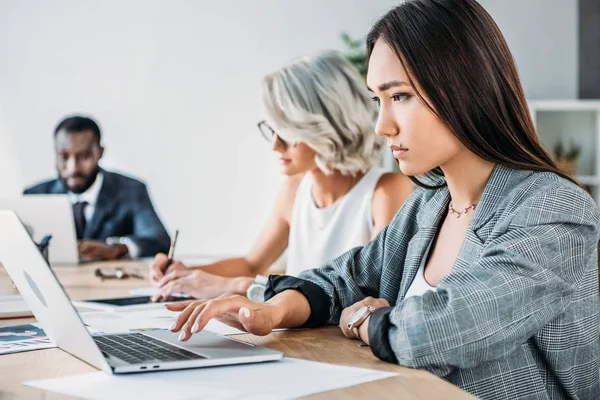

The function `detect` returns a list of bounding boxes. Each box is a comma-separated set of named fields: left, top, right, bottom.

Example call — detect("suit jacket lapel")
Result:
left=398, top=186, right=450, bottom=299
left=85, top=171, right=119, bottom=239
left=468, top=165, right=533, bottom=240
left=50, top=179, right=67, bottom=194
left=397, top=166, right=535, bottom=298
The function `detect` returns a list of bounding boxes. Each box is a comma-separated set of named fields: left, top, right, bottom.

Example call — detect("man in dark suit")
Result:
left=24, top=115, right=170, bottom=261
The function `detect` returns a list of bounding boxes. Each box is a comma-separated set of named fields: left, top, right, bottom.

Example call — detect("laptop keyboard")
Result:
left=93, top=333, right=206, bottom=365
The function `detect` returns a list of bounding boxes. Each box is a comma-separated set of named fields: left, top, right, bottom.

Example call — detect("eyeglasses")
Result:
left=94, top=267, right=143, bottom=281
left=257, top=120, right=296, bottom=149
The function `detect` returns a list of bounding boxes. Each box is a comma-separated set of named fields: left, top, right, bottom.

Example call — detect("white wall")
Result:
left=0, top=0, right=579, bottom=256
left=0, top=0, right=399, bottom=256
left=480, top=0, right=578, bottom=99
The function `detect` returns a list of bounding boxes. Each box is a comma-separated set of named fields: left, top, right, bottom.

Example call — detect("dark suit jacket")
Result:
left=24, top=169, right=171, bottom=257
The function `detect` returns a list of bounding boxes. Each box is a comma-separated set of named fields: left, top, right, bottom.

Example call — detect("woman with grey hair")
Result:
left=149, top=50, right=413, bottom=301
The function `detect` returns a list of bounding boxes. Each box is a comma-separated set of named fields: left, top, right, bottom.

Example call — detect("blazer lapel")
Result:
left=398, top=186, right=450, bottom=300
left=468, top=165, right=534, bottom=240
left=85, top=172, right=119, bottom=239
left=50, top=179, right=67, bottom=194
left=397, top=166, right=535, bottom=298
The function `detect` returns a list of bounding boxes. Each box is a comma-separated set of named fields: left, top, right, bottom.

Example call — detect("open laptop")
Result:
left=0, top=195, right=78, bottom=264
left=0, top=210, right=283, bottom=374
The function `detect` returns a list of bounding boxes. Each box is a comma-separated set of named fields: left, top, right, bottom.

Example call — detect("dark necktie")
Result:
left=73, top=201, right=88, bottom=240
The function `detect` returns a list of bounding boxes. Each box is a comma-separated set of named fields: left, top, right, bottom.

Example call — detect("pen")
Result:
left=166, top=230, right=179, bottom=271
left=152, top=230, right=180, bottom=302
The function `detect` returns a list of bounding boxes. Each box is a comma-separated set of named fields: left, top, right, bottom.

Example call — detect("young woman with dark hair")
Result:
left=166, top=1, right=599, bottom=398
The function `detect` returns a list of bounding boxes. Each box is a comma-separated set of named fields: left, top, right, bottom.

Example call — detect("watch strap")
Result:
left=254, top=274, right=268, bottom=286
left=346, top=305, right=376, bottom=339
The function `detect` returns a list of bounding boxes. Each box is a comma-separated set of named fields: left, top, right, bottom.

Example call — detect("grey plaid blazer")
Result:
left=270, top=165, right=600, bottom=399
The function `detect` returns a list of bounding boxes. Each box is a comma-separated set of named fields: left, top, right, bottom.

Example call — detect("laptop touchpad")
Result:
left=145, top=329, right=259, bottom=359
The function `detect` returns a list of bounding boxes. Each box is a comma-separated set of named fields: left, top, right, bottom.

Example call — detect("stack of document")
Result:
left=0, top=295, right=33, bottom=319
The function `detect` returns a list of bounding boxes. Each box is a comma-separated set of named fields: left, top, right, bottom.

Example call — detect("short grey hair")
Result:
left=261, top=50, right=384, bottom=176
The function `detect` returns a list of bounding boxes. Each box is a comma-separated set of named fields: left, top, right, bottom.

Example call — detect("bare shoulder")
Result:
left=275, top=173, right=305, bottom=222
left=374, top=172, right=413, bottom=199
left=372, top=172, right=414, bottom=225
left=282, top=173, right=304, bottom=191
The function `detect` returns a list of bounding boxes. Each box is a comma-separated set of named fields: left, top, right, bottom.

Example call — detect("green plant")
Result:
left=341, top=32, right=367, bottom=80
left=553, top=140, right=581, bottom=161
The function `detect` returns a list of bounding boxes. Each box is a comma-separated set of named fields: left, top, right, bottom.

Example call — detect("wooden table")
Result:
left=0, top=261, right=474, bottom=400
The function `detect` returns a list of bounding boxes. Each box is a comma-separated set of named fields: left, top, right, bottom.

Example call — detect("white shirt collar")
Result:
left=67, top=172, right=104, bottom=206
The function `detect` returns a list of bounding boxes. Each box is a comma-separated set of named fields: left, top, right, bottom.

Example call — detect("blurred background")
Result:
left=0, top=0, right=598, bottom=257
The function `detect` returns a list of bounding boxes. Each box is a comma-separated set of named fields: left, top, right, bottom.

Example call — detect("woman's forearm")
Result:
left=194, top=257, right=257, bottom=277
left=266, top=290, right=312, bottom=329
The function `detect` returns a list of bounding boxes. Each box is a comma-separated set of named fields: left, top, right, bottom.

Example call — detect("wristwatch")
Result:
left=106, top=236, right=127, bottom=246
left=246, top=275, right=269, bottom=302
left=105, top=236, right=130, bottom=258
left=346, top=305, right=376, bottom=339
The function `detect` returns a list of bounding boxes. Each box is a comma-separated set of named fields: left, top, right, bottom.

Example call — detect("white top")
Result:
left=67, top=172, right=104, bottom=224
left=286, top=167, right=388, bottom=277
left=404, top=240, right=437, bottom=298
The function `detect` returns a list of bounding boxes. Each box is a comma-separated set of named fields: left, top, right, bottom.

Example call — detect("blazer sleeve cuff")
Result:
left=368, top=306, right=398, bottom=364
left=121, top=237, right=141, bottom=259
left=264, top=275, right=331, bottom=328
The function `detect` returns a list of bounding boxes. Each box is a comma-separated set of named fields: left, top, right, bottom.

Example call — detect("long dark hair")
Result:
left=366, top=0, right=577, bottom=188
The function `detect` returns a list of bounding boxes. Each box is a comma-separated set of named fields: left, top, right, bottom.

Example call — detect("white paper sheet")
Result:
left=128, top=287, right=191, bottom=300
left=128, top=287, right=160, bottom=297
left=0, top=294, right=33, bottom=318
left=79, top=308, right=246, bottom=336
left=26, top=372, right=238, bottom=400
left=25, top=357, right=399, bottom=400
left=71, top=297, right=190, bottom=312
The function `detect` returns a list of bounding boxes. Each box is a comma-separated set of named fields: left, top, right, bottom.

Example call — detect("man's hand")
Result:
left=78, top=240, right=128, bottom=261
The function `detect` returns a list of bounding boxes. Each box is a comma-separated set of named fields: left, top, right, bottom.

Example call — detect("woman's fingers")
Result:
left=361, top=296, right=389, bottom=309
left=190, top=296, right=247, bottom=337
left=339, top=308, right=352, bottom=337
left=165, top=300, right=195, bottom=311
left=170, top=300, right=208, bottom=332
left=167, top=294, right=275, bottom=342
left=158, top=266, right=189, bottom=287
left=149, top=253, right=169, bottom=282
left=177, top=303, right=206, bottom=341
left=152, top=281, right=182, bottom=302
left=377, top=298, right=390, bottom=308
left=361, top=296, right=375, bottom=306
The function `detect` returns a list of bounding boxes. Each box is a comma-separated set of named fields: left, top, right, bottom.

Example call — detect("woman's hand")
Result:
left=152, top=269, right=251, bottom=302
left=166, top=294, right=281, bottom=341
left=148, top=253, right=189, bottom=282
left=338, top=296, right=389, bottom=340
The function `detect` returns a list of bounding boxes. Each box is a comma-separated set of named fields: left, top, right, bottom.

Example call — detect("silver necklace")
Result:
left=448, top=202, right=476, bottom=218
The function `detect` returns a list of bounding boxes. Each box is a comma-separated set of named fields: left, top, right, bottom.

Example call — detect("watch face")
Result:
left=248, top=285, right=266, bottom=302
left=348, top=306, right=370, bottom=325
